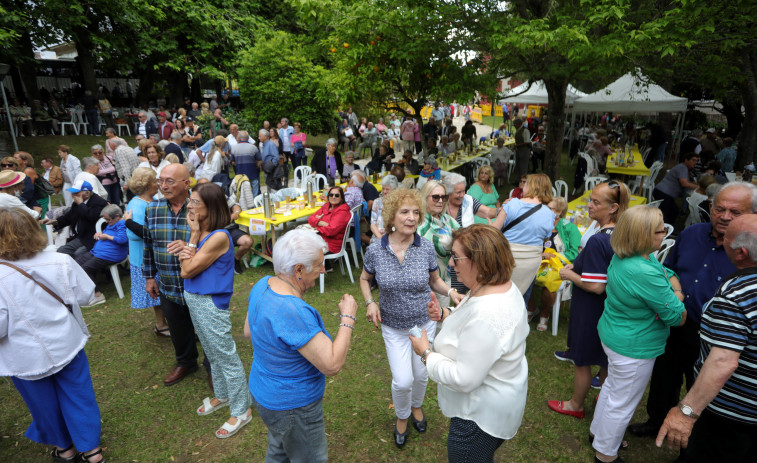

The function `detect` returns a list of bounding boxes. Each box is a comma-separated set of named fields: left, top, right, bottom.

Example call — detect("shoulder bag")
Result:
left=0, top=262, right=72, bottom=313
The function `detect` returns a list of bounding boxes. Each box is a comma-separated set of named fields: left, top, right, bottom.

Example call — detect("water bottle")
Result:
left=306, top=181, right=315, bottom=208
left=263, top=192, right=272, bottom=219
left=381, top=164, right=386, bottom=177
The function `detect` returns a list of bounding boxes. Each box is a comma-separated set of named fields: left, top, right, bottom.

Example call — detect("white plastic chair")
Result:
left=44, top=224, right=59, bottom=252
left=653, top=238, right=676, bottom=263
left=293, top=166, right=312, bottom=190
left=275, top=187, right=304, bottom=201
left=663, top=223, right=674, bottom=239
left=584, top=176, right=604, bottom=192
left=252, top=194, right=265, bottom=207
left=320, top=214, right=355, bottom=293
left=554, top=180, right=568, bottom=200
left=95, top=218, right=127, bottom=299
left=648, top=199, right=663, bottom=209
left=114, top=111, right=131, bottom=136
left=642, top=161, right=664, bottom=203
left=551, top=280, right=572, bottom=336
left=345, top=203, right=363, bottom=266
left=76, top=110, right=89, bottom=135
left=310, top=174, right=328, bottom=192
left=60, top=109, right=79, bottom=136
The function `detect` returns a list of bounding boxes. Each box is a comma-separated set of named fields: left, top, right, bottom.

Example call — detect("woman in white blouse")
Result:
left=410, top=224, right=529, bottom=462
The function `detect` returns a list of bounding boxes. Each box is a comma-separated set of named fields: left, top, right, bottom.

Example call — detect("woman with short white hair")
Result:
left=245, top=229, right=357, bottom=461
left=443, top=172, right=498, bottom=228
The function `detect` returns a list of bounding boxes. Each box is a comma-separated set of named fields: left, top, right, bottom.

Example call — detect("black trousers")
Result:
left=681, top=408, right=757, bottom=463
left=58, top=237, right=89, bottom=258
left=161, top=296, right=211, bottom=374
left=447, top=417, right=504, bottom=463
left=74, top=252, right=118, bottom=292
left=645, top=318, right=701, bottom=428
left=652, top=189, right=679, bottom=226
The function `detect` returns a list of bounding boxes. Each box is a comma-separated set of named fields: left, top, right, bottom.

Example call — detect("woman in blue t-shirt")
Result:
left=178, top=183, right=251, bottom=439
left=245, top=229, right=358, bottom=462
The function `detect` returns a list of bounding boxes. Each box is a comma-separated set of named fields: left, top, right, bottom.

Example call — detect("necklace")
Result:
left=455, top=283, right=487, bottom=311
left=276, top=275, right=302, bottom=298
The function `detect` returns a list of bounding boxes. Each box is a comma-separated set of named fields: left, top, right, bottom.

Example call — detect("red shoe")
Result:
left=547, top=400, right=585, bottom=418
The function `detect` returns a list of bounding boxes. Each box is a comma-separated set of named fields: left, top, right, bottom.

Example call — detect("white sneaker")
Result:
left=83, top=294, right=106, bottom=307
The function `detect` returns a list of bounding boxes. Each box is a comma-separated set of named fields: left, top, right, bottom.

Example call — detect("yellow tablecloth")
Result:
left=567, top=190, right=647, bottom=234
left=607, top=146, right=650, bottom=177
left=439, top=138, right=514, bottom=171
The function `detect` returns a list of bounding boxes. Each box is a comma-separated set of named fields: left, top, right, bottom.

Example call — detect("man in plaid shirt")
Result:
left=143, top=163, right=209, bottom=387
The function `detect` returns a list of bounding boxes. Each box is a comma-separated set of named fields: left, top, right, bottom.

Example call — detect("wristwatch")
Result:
left=678, top=402, right=699, bottom=419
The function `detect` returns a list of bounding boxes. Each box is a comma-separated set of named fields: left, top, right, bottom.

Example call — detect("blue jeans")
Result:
left=250, top=178, right=260, bottom=197
left=253, top=397, right=328, bottom=463
left=654, top=142, right=668, bottom=164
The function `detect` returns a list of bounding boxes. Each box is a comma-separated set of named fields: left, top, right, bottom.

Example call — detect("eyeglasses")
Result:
left=450, top=253, right=469, bottom=261
left=157, top=178, right=177, bottom=186
left=654, top=230, right=667, bottom=235
left=328, top=193, right=342, bottom=198
left=189, top=198, right=203, bottom=205
left=429, top=194, right=449, bottom=202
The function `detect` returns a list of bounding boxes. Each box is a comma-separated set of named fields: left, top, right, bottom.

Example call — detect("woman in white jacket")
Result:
left=0, top=208, right=106, bottom=463
left=410, top=224, right=529, bottom=462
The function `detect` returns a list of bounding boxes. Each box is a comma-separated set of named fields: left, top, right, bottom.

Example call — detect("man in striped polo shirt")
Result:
left=656, top=214, right=757, bottom=462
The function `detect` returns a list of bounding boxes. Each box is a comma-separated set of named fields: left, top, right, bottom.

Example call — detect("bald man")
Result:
left=143, top=163, right=210, bottom=387
left=657, top=214, right=757, bottom=462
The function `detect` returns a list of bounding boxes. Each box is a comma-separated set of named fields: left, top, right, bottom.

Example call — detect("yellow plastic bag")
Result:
left=535, top=249, right=570, bottom=293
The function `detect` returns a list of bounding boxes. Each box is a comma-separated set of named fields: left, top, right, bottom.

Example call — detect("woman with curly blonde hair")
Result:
left=359, top=188, right=463, bottom=448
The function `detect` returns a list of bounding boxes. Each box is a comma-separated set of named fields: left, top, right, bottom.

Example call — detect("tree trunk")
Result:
left=543, top=78, right=568, bottom=183
left=73, top=31, right=98, bottom=94
left=190, top=76, right=201, bottom=102
left=136, top=71, right=155, bottom=106
left=167, top=71, right=186, bottom=108
left=16, top=31, right=39, bottom=102
left=720, top=98, right=744, bottom=139
left=736, top=49, right=757, bottom=169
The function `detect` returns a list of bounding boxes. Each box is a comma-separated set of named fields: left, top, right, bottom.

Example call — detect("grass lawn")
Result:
left=0, top=135, right=682, bottom=462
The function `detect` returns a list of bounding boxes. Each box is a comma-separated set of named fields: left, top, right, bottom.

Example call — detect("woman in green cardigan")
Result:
left=531, top=196, right=581, bottom=331
left=590, top=206, right=686, bottom=463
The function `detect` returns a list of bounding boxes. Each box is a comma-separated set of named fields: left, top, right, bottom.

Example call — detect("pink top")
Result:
left=376, top=122, right=388, bottom=134
left=291, top=132, right=307, bottom=148
left=400, top=120, right=415, bottom=141
left=413, top=123, right=421, bottom=142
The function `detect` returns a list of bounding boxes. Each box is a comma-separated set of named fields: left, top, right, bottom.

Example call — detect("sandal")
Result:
left=154, top=326, right=171, bottom=337
left=216, top=410, right=253, bottom=439
left=51, top=444, right=76, bottom=462
left=197, top=397, right=229, bottom=416
left=537, top=317, right=549, bottom=331
left=79, top=448, right=105, bottom=462
left=527, top=310, right=538, bottom=323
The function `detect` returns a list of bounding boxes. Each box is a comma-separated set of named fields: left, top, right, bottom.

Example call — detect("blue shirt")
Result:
left=261, top=140, right=279, bottom=165
left=91, top=220, right=128, bottom=262
left=363, top=233, right=438, bottom=330
left=502, top=199, right=555, bottom=246
left=126, top=197, right=150, bottom=265
left=230, top=141, right=260, bottom=180
left=664, top=223, right=735, bottom=324
left=247, top=276, right=330, bottom=410
left=697, top=267, right=757, bottom=424
left=184, top=230, right=234, bottom=310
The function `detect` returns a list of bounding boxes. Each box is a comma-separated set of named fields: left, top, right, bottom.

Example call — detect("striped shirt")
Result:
left=697, top=267, right=757, bottom=424
left=143, top=198, right=190, bottom=305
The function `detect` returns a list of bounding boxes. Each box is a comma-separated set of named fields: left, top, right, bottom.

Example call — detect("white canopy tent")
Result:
left=572, top=73, right=689, bottom=161
left=500, top=80, right=587, bottom=105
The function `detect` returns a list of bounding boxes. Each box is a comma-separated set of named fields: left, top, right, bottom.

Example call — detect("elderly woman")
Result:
left=591, top=206, right=685, bottom=463
left=467, top=166, right=499, bottom=224
left=491, top=173, right=555, bottom=297
left=420, top=157, right=441, bottom=181
left=370, top=175, right=399, bottom=243
left=245, top=230, right=357, bottom=461
left=3, top=155, right=38, bottom=213
left=91, top=144, right=121, bottom=205
left=290, top=122, right=307, bottom=168
left=308, top=186, right=352, bottom=256
left=444, top=172, right=498, bottom=227
left=530, top=196, right=582, bottom=331
left=360, top=188, right=462, bottom=448
left=138, top=143, right=170, bottom=177
left=122, top=167, right=168, bottom=336
left=342, top=151, right=357, bottom=178
left=177, top=183, right=252, bottom=438
left=73, top=204, right=128, bottom=307
left=548, top=180, right=630, bottom=419
left=418, top=180, right=461, bottom=307
left=0, top=208, right=106, bottom=463
left=410, top=224, right=529, bottom=462
left=0, top=170, right=39, bottom=218
left=311, top=138, right=344, bottom=186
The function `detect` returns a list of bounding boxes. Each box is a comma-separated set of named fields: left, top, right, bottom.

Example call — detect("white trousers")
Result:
left=381, top=318, right=437, bottom=420
left=590, top=343, right=656, bottom=456
left=62, top=183, right=73, bottom=207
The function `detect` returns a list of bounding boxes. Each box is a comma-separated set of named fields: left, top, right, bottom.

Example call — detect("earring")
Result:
left=391, top=226, right=396, bottom=232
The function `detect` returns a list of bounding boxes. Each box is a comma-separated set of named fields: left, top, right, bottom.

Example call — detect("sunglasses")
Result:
left=429, top=194, right=449, bottom=202
left=1, top=163, right=15, bottom=168
left=328, top=193, right=342, bottom=198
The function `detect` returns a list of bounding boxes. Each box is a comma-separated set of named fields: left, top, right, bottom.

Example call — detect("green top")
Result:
left=417, top=212, right=460, bottom=283
left=467, top=183, right=499, bottom=224
left=598, top=254, right=685, bottom=359
left=555, top=218, right=582, bottom=261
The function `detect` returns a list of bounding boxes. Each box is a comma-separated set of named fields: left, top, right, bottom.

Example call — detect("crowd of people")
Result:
left=1, top=98, right=757, bottom=463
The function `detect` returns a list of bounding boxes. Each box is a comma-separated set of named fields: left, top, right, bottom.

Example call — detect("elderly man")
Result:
left=104, top=127, right=126, bottom=158
left=91, top=144, right=121, bottom=205
left=699, top=128, right=723, bottom=154
left=156, top=112, right=175, bottom=140
left=357, top=121, right=378, bottom=157
left=490, top=137, right=514, bottom=184
left=135, top=111, right=158, bottom=138
left=350, top=169, right=379, bottom=213
left=338, top=119, right=356, bottom=152
left=258, top=129, right=279, bottom=191
left=210, top=109, right=229, bottom=136
left=398, top=150, right=420, bottom=175
left=187, top=102, right=201, bottom=119
left=76, top=157, right=109, bottom=200
left=42, top=179, right=108, bottom=257
left=231, top=131, right=261, bottom=196
left=630, top=182, right=757, bottom=439
left=74, top=204, right=128, bottom=307
left=226, top=123, right=240, bottom=150
left=656, top=213, right=757, bottom=462
left=164, top=131, right=184, bottom=163
left=41, top=157, right=64, bottom=193
left=278, top=118, right=294, bottom=163
left=182, top=117, right=202, bottom=151
left=143, top=163, right=210, bottom=387
left=58, top=145, right=82, bottom=207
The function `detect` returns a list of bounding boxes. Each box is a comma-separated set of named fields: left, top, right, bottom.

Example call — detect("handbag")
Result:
left=0, top=262, right=73, bottom=313
left=535, top=249, right=570, bottom=292
left=502, top=204, right=543, bottom=233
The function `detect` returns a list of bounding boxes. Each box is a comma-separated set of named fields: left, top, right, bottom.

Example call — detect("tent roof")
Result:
left=573, top=73, right=687, bottom=113
left=500, top=81, right=587, bottom=105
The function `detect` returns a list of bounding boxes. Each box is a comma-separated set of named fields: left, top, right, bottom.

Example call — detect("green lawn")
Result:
left=0, top=135, right=682, bottom=462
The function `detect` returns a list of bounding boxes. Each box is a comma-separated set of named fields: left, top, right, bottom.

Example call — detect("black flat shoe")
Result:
left=594, top=456, right=624, bottom=463
left=51, top=444, right=77, bottom=462
left=394, top=424, right=408, bottom=448
left=411, top=412, right=427, bottom=433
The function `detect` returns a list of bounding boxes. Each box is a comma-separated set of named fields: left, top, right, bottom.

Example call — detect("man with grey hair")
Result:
left=135, top=111, right=158, bottom=138
left=258, top=129, right=279, bottom=191
left=73, top=204, right=128, bottom=306
left=630, top=181, right=757, bottom=440
left=165, top=131, right=185, bottom=163
left=279, top=118, right=294, bottom=164
left=75, top=157, right=109, bottom=199
left=657, top=214, right=757, bottom=462
left=104, top=127, right=126, bottom=159
left=231, top=130, right=261, bottom=196
left=350, top=169, right=379, bottom=213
